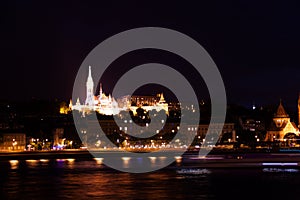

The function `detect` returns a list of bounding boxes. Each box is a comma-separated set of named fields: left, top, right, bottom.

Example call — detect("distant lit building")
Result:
left=0, top=133, right=26, bottom=151
left=131, top=94, right=161, bottom=107
left=239, top=117, right=265, bottom=132
left=69, top=66, right=168, bottom=115
left=265, top=99, right=300, bottom=141
left=192, top=123, right=236, bottom=142
left=53, top=128, right=65, bottom=149
left=81, top=119, right=235, bottom=148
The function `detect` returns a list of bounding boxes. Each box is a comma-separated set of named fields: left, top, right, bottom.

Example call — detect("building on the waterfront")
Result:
left=129, top=93, right=168, bottom=115
left=0, top=133, right=26, bottom=151
left=265, top=99, right=300, bottom=142
left=130, top=94, right=161, bottom=107
left=69, top=66, right=168, bottom=115
left=79, top=118, right=235, bottom=149
left=238, top=117, right=265, bottom=132
left=53, top=128, right=65, bottom=149
left=193, top=123, right=236, bottom=143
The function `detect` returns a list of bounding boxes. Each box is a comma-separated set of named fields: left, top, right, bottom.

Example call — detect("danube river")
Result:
left=1, top=153, right=300, bottom=200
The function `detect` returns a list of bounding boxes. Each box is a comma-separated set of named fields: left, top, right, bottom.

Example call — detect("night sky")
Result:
left=4, top=1, right=300, bottom=109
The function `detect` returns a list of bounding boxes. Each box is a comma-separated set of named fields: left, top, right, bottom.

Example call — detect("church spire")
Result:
left=87, top=66, right=93, bottom=83
left=275, top=99, right=289, bottom=118
left=88, top=66, right=92, bottom=78
left=159, top=93, right=166, bottom=103
left=99, top=83, right=103, bottom=96
left=85, top=66, right=94, bottom=106
left=69, top=99, right=73, bottom=109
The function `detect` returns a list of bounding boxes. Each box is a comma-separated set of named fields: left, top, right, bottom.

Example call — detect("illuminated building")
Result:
left=70, top=66, right=168, bottom=115
left=265, top=99, right=300, bottom=142
left=53, top=128, right=65, bottom=149
left=129, top=93, right=168, bottom=115
left=0, top=133, right=26, bottom=151
left=80, top=118, right=235, bottom=149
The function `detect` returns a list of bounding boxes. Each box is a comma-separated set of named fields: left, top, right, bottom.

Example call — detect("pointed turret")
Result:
left=76, top=98, right=81, bottom=106
left=88, top=66, right=92, bottom=78
left=69, top=99, right=73, bottom=109
left=272, top=99, right=290, bottom=128
left=86, top=66, right=94, bottom=88
left=159, top=93, right=165, bottom=103
left=85, top=66, right=94, bottom=106
left=275, top=99, right=289, bottom=118
left=99, top=83, right=103, bottom=96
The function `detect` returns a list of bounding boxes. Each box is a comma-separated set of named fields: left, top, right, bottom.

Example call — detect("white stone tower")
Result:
left=85, top=66, right=94, bottom=106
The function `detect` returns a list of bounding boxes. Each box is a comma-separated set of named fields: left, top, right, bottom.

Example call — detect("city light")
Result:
left=9, top=160, right=19, bottom=169
left=4, top=2, right=300, bottom=199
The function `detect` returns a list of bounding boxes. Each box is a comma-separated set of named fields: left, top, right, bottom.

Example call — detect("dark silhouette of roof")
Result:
left=274, top=100, right=289, bottom=118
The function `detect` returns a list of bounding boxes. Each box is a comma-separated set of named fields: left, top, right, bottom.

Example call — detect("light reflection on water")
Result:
left=262, top=168, right=299, bottom=173
left=8, top=160, right=19, bottom=170
left=1, top=158, right=300, bottom=200
left=93, top=158, right=104, bottom=165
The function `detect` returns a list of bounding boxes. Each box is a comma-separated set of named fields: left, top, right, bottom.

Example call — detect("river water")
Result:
left=1, top=158, right=300, bottom=200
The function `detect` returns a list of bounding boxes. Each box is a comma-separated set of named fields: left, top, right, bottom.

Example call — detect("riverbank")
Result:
left=1, top=149, right=300, bottom=169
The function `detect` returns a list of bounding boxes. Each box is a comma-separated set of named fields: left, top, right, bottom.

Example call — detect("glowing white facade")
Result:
left=85, top=66, right=94, bottom=106
left=71, top=66, right=168, bottom=115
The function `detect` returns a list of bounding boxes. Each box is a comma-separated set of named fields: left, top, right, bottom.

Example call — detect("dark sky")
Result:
left=3, top=1, right=300, bottom=109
